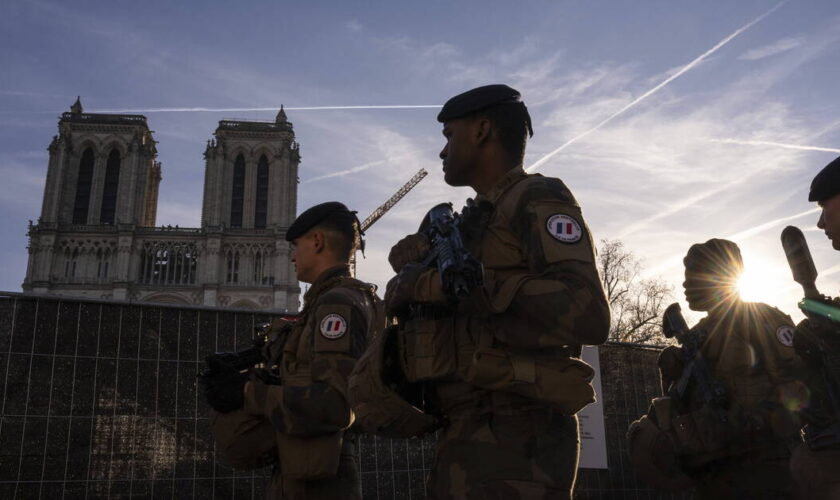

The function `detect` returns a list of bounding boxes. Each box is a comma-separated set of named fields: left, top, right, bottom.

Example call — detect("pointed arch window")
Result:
left=255, top=154, right=269, bottom=228
left=100, top=149, right=121, bottom=224
left=226, top=251, right=240, bottom=283
left=230, top=154, right=245, bottom=228
left=72, top=148, right=95, bottom=224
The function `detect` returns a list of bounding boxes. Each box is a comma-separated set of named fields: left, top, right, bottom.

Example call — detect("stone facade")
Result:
left=22, top=99, right=300, bottom=312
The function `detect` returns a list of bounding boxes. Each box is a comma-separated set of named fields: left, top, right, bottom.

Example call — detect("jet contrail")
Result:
left=89, top=105, right=442, bottom=114
left=710, top=138, right=840, bottom=154
left=726, top=208, right=821, bottom=240
left=643, top=205, right=817, bottom=277
left=526, top=1, right=787, bottom=173
left=301, top=159, right=388, bottom=184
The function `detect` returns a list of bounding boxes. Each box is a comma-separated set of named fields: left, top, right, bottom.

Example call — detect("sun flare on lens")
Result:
left=737, top=258, right=782, bottom=303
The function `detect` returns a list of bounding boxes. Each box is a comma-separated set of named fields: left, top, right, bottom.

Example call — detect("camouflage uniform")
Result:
left=409, top=168, right=610, bottom=499
left=657, top=302, right=804, bottom=498
left=790, top=316, right=840, bottom=499
left=211, top=265, right=382, bottom=500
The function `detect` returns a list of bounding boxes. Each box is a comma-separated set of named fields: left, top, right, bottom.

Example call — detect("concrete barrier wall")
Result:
left=0, top=294, right=684, bottom=499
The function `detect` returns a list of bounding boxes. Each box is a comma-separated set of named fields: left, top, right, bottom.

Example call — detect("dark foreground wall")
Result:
left=0, top=293, right=678, bottom=499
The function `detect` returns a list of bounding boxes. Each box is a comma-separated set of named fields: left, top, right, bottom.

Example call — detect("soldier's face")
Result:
left=290, top=234, right=316, bottom=283
left=683, top=267, right=739, bottom=312
left=439, top=118, right=478, bottom=187
left=817, top=193, right=840, bottom=251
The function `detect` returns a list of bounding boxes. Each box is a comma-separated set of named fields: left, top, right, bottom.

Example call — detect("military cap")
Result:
left=285, top=201, right=360, bottom=242
left=684, top=238, right=743, bottom=276
left=437, top=84, right=534, bottom=137
left=809, top=156, right=840, bottom=202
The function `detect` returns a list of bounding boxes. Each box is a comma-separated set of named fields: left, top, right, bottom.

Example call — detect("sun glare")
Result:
left=737, top=258, right=783, bottom=304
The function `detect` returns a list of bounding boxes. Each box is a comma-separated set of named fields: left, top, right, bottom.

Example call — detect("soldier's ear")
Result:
left=474, top=117, right=492, bottom=146
left=311, top=230, right=326, bottom=254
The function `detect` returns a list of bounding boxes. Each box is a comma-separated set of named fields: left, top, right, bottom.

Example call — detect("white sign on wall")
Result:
left=577, top=345, right=608, bottom=469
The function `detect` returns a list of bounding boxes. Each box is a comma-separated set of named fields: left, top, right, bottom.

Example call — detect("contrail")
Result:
left=526, top=1, right=787, bottom=173
left=301, top=152, right=420, bottom=184
left=726, top=208, right=820, bottom=240
left=616, top=181, right=739, bottom=240
left=644, top=205, right=816, bottom=277
left=710, top=138, right=840, bottom=154
left=89, top=104, right=441, bottom=114
left=301, top=159, right=388, bottom=184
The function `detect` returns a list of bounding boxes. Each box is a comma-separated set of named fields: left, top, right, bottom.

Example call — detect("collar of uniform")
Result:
left=476, top=167, right=529, bottom=205
left=304, top=265, right=351, bottom=303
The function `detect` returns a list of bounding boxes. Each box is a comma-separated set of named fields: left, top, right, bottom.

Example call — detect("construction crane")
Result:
left=352, top=168, right=429, bottom=275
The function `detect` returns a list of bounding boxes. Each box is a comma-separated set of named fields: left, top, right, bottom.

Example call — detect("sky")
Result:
left=2, top=0, right=840, bottom=323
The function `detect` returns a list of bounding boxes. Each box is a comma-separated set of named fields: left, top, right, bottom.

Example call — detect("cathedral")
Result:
left=22, top=98, right=301, bottom=311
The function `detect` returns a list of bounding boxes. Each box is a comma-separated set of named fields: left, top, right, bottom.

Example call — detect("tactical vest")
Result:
left=348, top=323, right=441, bottom=438
left=397, top=175, right=596, bottom=415
left=270, top=275, right=381, bottom=480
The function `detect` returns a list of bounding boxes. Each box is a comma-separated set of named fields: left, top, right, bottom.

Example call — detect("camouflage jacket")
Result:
left=457, top=168, right=610, bottom=350
left=415, top=168, right=611, bottom=414
left=244, top=265, right=381, bottom=436
left=660, top=301, right=805, bottom=443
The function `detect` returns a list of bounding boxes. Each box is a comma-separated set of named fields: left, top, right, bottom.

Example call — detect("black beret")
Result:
left=809, top=156, right=840, bottom=202
left=437, top=84, right=533, bottom=137
left=286, top=202, right=357, bottom=242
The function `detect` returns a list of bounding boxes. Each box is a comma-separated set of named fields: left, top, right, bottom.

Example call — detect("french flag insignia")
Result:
left=319, top=313, right=348, bottom=339
left=546, top=214, right=582, bottom=243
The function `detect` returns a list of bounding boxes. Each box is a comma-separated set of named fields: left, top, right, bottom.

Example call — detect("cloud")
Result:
left=345, top=19, right=364, bottom=32
left=738, top=36, right=805, bottom=61
left=526, top=0, right=787, bottom=173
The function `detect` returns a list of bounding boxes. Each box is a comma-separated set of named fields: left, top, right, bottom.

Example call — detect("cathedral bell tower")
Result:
left=201, top=105, right=300, bottom=230
left=40, top=97, right=161, bottom=227
left=24, top=98, right=161, bottom=296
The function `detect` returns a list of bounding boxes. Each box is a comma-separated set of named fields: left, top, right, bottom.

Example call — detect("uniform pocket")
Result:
left=398, top=316, right=457, bottom=381
left=465, top=349, right=596, bottom=415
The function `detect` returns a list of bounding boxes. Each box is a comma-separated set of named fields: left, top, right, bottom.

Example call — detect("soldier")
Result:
left=628, top=239, right=804, bottom=498
left=204, top=202, right=383, bottom=499
left=377, top=84, right=610, bottom=498
left=789, top=157, right=840, bottom=499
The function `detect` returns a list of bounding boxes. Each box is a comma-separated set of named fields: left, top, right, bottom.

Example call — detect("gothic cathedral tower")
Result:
left=23, top=100, right=300, bottom=312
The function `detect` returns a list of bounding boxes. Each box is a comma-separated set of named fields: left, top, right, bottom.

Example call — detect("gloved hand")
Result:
left=388, top=233, right=430, bottom=273
left=201, top=362, right=248, bottom=413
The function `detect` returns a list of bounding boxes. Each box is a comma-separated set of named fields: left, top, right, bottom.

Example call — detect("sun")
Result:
left=737, top=257, right=784, bottom=303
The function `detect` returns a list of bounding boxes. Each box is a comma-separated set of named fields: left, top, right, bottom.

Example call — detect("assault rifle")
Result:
left=200, top=320, right=291, bottom=385
left=420, top=203, right=484, bottom=301
left=662, top=302, right=729, bottom=422
left=781, top=225, right=840, bottom=326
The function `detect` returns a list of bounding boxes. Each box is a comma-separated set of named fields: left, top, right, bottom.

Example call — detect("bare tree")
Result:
left=598, top=239, right=673, bottom=344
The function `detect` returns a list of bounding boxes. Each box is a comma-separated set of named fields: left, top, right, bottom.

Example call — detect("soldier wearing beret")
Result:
left=628, top=239, right=804, bottom=498
left=206, top=202, right=383, bottom=499
left=379, top=84, right=610, bottom=498
left=789, top=157, right=840, bottom=499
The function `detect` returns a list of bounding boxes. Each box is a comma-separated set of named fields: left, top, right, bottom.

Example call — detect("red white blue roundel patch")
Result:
left=776, top=325, right=795, bottom=347
left=546, top=214, right=582, bottom=243
left=320, top=314, right=347, bottom=339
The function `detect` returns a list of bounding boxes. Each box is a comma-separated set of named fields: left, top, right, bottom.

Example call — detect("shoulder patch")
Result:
left=546, top=214, right=582, bottom=243
left=775, top=325, right=795, bottom=347
left=319, top=313, right=347, bottom=340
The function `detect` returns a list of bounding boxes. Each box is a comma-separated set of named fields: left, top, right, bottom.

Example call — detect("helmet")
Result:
left=627, top=415, right=694, bottom=491
left=348, top=325, right=440, bottom=438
